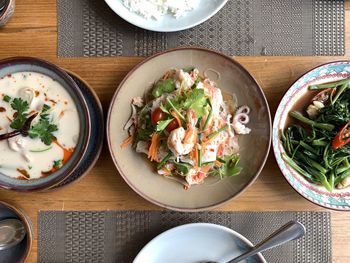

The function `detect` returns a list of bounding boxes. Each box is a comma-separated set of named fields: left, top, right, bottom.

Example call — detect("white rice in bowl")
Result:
left=122, top=0, right=199, bottom=20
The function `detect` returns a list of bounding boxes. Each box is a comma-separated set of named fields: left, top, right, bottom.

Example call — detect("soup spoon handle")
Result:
left=227, top=221, right=306, bottom=263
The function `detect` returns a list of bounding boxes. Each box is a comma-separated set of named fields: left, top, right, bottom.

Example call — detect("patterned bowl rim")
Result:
left=273, top=60, right=350, bottom=211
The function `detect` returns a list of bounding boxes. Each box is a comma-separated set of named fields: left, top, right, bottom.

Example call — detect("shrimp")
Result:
left=167, top=109, right=197, bottom=156
left=202, top=79, right=223, bottom=117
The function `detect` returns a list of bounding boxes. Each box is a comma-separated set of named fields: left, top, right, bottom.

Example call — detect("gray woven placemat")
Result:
left=38, top=211, right=331, bottom=263
left=57, top=0, right=344, bottom=57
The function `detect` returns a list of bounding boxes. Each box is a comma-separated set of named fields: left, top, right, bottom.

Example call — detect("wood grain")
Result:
left=0, top=0, right=350, bottom=262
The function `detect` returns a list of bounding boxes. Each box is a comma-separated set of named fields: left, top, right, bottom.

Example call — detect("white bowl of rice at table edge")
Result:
left=104, top=0, right=228, bottom=32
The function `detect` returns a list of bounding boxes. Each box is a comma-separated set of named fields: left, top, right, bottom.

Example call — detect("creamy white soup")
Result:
left=0, top=72, right=80, bottom=179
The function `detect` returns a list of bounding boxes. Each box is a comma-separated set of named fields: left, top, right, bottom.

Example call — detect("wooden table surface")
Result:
left=1, top=1, right=350, bottom=262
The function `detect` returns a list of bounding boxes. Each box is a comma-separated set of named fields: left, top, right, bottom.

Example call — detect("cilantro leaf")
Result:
left=53, top=159, right=62, bottom=168
left=151, top=77, right=176, bottom=98
left=28, top=119, right=58, bottom=145
left=220, top=154, right=242, bottom=178
left=156, top=119, right=174, bottom=132
left=39, top=104, right=51, bottom=121
left=190, top=97, right=208, bottom=118
left=173, top=162, right=192, bottom=176
left=182, top=88, right=205, bottom=108
left=10, top=98, right=29, bottom=130
left=159, top=103, right=170, bottom=114
left=42, top=104, right=51, bottom=113
left=182, top=67, right=195, bottom=73
left=210, top=154, right=242, bottom=179
left=3, top=95, right=11, bottom=103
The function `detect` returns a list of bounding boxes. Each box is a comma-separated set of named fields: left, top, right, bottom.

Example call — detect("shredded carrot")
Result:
left=170, top=110, right=182, bottom=127
left=162, top=167, right=171, bottom=175
left=148, top=133, right=161, bottom=162
left=201, top=133, right=220, bottom=156
left=120, top=135, right=133, bottom=149
left=163, top=72, right=170, bottom=80
left=215, top=160, right=222, bottom=167
left=189, top=148, right=196, bottom=160
left=203, top=133, right=220, bottom=144
left=217, top=143, right=225, bottom=156
left=194, top=147, right=199, bottom=168
left=201, top=165, right=212, bottom=174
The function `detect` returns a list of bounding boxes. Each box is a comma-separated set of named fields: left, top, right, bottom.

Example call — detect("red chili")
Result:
left=332, top=121, right=350, bottom=150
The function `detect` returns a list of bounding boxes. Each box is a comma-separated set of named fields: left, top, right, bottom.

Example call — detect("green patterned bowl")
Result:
left=273, top=61, right=350, bottom=211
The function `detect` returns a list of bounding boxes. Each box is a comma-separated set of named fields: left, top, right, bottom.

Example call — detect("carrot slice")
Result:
left=194, top=147, right=199, bottom=169
left=215, top=160, right=222, bottom=167
left=120, top=135, right=133, bottom=149
left=203, top=133, right=219, bottom=144
left=163, top=71, right=170, bottom=80
left=148, top=133, right=161, bottom=162
left=170, top=110, right=182, bottom=127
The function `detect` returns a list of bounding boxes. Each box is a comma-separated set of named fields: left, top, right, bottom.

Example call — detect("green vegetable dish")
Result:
left=122, top=68, right=252, bottom=189
left=281, top=77, right=350, bottom=191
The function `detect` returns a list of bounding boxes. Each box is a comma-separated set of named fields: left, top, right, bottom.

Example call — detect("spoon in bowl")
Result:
left=203, top=220, right=305, bottom=263
left=0, top=219, right=26, bottom=251
left=0, top=0, right=8, bottom=13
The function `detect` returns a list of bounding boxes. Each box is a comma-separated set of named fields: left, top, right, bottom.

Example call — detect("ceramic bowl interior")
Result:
left=133, top=223, right=266, bottom=263
left=273, top=61, right=350, bottom=210
left=0, top=201, right=33, bottom=262
left=0, top=57, right=90, bottom=191
left=108, top=48, right=271, bottom=211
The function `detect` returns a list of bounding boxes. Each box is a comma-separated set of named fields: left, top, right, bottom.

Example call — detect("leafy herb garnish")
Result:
left=156, top=119, right=174, bottom=132
left=5, top=98, right=58, bottom=145
left=10, top=98, right=29, bottom=130
left=53, top=159, right=62, bottom=168
left=28, top=106, right=58, bottom=146
left=151, top=77, right=176, bottom=98
left=3, top=95, right=11, bottom=103
left=210, top=154, right=242, bottom=179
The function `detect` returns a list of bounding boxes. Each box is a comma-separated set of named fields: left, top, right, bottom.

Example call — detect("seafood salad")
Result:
left=122, top=68, right=251, bottom=188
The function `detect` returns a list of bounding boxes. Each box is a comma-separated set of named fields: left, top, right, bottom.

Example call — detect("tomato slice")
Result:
left=332, top=121, right=350, bottom=150
left=312, top=88, right=336, bottom=104
left=151, top=108, right=166, bottom=125
left=165, top=119, right=179, bottom=132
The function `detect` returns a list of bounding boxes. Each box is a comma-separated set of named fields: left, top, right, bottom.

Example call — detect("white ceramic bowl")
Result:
left=104, top=0, right=228, bottom=32
left=134, top=223, right=266, bottom=263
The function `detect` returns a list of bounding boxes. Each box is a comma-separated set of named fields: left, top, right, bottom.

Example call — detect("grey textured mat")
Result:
left=39, top=211, right=331, bottom=263
left=57, top=0, right=345, bottom=57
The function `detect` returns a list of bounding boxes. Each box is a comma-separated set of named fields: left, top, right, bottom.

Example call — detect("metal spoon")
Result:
left=0, top=219, right=26, bottom=251
left=0, top=0, right=8, bottom=13
left=204, top=220, right=305, bottom=263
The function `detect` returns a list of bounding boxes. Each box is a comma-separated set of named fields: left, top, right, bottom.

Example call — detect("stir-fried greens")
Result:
left=122, top=68, right=251, bottom=188
left=281, top=77, right=350, bottom=191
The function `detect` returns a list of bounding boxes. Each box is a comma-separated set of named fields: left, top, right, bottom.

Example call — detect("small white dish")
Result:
left=104, top=0, right=228, bottom=32
left=133, top=223, right=266, bottom=263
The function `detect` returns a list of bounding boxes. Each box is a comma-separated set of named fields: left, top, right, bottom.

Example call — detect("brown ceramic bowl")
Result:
left=107, top=47, right=271, bottom=211
left=0, top=0, right=15, bottom=27
left=0, top=57, right=91, bottom=191
left=0, top=201, right=33, bottom=262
